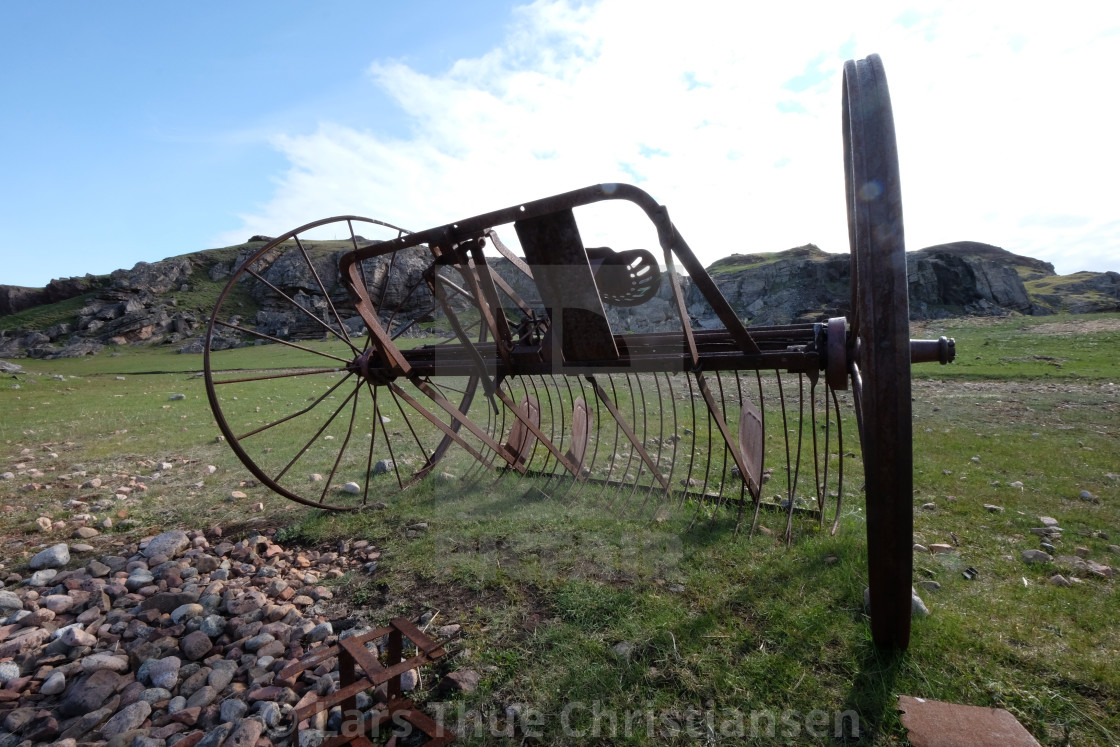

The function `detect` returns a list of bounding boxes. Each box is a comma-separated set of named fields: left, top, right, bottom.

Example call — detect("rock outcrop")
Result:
left=2, top=236, right=1117, bottom=360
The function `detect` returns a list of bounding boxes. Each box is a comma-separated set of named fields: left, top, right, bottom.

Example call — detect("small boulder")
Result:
left=29, top=543, right=70, bottom=570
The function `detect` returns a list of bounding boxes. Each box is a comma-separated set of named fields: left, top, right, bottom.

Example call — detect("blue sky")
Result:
left=2, top=1, right=1117, bottom=288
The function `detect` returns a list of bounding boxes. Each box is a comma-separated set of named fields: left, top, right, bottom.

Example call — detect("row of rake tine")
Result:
left=402, top=367, right=847, bottom=544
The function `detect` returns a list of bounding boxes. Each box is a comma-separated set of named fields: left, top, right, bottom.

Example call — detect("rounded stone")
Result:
left=142, top=530, right=190, bottom=559
left=146, top=656, right=182, bottom=690
left=171, top=603, right=204, bottom=625
left=180, top=630, right=213, bottom=661
left=29, top=543, right=70, bottom=570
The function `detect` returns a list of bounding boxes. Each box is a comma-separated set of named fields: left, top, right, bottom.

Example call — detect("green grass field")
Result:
left=1, top=312, right=1117, bottom=744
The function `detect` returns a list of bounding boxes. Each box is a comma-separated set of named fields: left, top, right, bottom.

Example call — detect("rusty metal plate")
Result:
left=504, top=396, right=540, bottom=466
left=738, top=396, right=764, bottom=499
left=568, top=396, right=591, bottom=471
left=898, top=695, right=1040, bottom=747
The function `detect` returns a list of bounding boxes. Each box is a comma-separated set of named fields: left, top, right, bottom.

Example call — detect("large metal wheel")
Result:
left=203, top=216, right=490, bottom=510
left=843, top=54, right=914, bottom=650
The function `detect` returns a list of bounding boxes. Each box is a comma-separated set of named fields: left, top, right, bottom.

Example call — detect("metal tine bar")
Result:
left=603, top=375, right=640, bottom=511
left=634, top=373, right=667, bottom=518
left=413, top=378, right=523, bottom=472
left=240, top=266, right=361, bottom=356
left=557, top=375, right=584, bottom=502
left=784, top=373, right=808, bottom=545
left=592, top=374, right=626, bottom=507
left=748, top=370, right=768, bottom=537
left=687, top=376, right=716, bottom=531
left=565, top=375, right=599, bottom=507
left=644, top=372, right=670, bottom=516
left=502, top=376, right=531, bottom=493
left=640, top=374, right=662, bottom=509
left=817, top=379, right=832, bottom=527
left=830, top=385, right=845, bottom=535
left=212, top=367, right=343, bottom=386
left=675, top=373, right=700, bottom=513
left=455, top=375, right=499, bottom=486
left=810, top=378, right=825, bottom=529
left=274, top=380, right=362, bottom=483
left=493, top=375, right=580, bottom=480
left=389, top=383, right=493, bottom=477
left=733, top=372, right=749, bottom=533
left=360, top=382, right=380, bottom=506
left=293, top=235, right=359, bottom=352
left=517, top=376, right=548, bottom=489
left=616, top=374, right=646, bottom=514
left=706, top=371, right=736, bottom=524
left=319, top=378, right=364, bottom=504
left=664, top=372, right=682, bottom=514
left=236, top=372, right=354, bottom=441
left=213, top=320, right=353, bottom=364
left=539, top=374, right=569, bottom=493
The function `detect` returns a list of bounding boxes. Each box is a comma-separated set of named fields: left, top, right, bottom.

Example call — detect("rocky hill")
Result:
left=0, top=237, right=1116, bottom=360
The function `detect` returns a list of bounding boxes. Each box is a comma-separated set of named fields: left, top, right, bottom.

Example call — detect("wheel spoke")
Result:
left=211, top=367, right=343, bottom=386
left=294, top=235, right=359, bottom=351
left=241, top=266, right=360, bottom=354
left=236, top=372, right=354, bottom=441
left=213, top=320, right=352, bottom=364
left=273, top=379, right=362, bottom=483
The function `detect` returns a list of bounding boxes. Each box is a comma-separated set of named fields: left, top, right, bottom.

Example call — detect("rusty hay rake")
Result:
left=204, top=55, right=954, bottom=650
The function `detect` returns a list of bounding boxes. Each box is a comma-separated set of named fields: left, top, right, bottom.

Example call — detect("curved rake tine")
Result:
left=635, top=373, right=668, bottom=519
left=663, top=372, right=682, bottom=518
left=555, top=375, right=582, bottom=503
left=567, top=375, right=601, bottom=507
left=544, top=374, right=574, bottom=492
left=811, top=377, right=825, bottom=529
left=618, top=374, right=648, bottom=515
left=676, top=373, right=700, bottom=513
left=733, top=372, right=749, bottom=534
left=294, top=235, right=358, bottom=352
left=687, top=379, right=714, bottom=532
left=705, top=371, right=736, bottom=526
left=830, top=385, right=845, bottom=536
left=596, top=375, right=625, bottom=507
left=784, top=373, right=807, bottom=545
left=748, top=370, right=768, bottom=538
left=534, top=374, right=565, bottom=493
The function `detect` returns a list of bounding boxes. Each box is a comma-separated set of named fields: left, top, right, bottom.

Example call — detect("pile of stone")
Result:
left=0, top=529, right=473, bottom=746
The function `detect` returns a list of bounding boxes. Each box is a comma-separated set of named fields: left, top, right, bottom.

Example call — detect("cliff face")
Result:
left=1, top=237, right=1116, bottom=360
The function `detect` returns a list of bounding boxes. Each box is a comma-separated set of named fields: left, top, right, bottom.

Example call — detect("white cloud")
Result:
left=221, top=0, right=1120, bottom=276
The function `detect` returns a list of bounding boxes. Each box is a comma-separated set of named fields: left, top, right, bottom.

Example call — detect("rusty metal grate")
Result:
left=278, top=617, right=455, bottom=746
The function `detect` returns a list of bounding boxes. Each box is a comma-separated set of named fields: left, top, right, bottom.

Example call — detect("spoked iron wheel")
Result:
left=843, top=54, right=914, bottom=650
left=203, top=216, right=493, bottom=510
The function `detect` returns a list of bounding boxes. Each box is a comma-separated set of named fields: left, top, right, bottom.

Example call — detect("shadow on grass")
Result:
left=843, top=643, right=907, bottom=743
